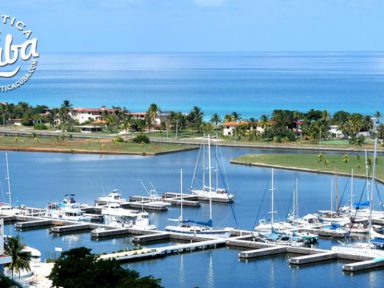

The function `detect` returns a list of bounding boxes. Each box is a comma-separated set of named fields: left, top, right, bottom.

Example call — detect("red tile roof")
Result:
left=223, top=121, right=249, bottom=127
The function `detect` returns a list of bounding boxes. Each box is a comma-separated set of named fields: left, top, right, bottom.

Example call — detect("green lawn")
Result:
left=0, top=136, right=195, bottom=155
left=232, top=153, right=384, bottom=182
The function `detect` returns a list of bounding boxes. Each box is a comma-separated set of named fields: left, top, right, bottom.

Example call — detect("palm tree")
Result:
left=259, top=114, right=269, bottom=129
left=147, top=103, right=160, bottom=131
left=224, top=114, right=233, bottom=123
left=210, top=113, right=222, bottom=128
left=5, top=236, right=31, bottom=279
left=374, top=111, right=381, bottom=122
left=188, top=106, right=204, bottom=132
left=59, top=100, right=73, bottom=132
left=231, top=112, right=241, bottom=122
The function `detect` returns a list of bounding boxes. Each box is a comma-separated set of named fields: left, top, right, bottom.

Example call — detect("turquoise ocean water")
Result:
left=1, top=52, right=383, bottom=117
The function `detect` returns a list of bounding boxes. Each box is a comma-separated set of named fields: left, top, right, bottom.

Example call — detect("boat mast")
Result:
left=368, top=138, right=378, bottom=238
left=270, top=168, right=276, bottom=228
left=180, top=168, right=183, bottom=223
left=335, top=172, right=339, bottom=213
left=330, top=178, right=333, bottom=212
left=350, top=168, right=354, bottom=215
left=202, top=136, right=206, bottom=192
left=295, top=178, right=299, bottom=222
left=5, top=153, right=12, bottom=207
left=365, top=149, right=370, bottom=202
left=208, top=134, right=213, bottom=224
left=215, top=135, right=219, bottom=192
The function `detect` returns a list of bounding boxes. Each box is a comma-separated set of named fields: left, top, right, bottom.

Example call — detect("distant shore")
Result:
left=231, top=154, right=384, bottom=184
left=0, top=136, right=197, bottom=156
left=0, top=127, right=383, bottom=154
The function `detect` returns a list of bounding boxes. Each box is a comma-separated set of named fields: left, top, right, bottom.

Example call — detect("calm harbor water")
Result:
left=1, top=52, right=384, bottom=118
left=1, top=147, right=384, bottom=288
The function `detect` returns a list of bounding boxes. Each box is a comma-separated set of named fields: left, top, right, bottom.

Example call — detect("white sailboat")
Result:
left=318, top=175, right=351, bottom=226
left=0, top=153, right=22, bottom=216
left=166, top=166, right=233, bottom=238
left=332, top=138, right=384, bottom=257
left=254, top=169, right=303, bottom=246
left=255, top=169, right=293, bottom=233
left=190, top=135, right=234, bottom=203
left=286, top=179, right=319, bottom=244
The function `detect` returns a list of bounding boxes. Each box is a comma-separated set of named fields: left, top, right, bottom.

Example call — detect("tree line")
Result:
left=0, top=101, right=382, bottom=144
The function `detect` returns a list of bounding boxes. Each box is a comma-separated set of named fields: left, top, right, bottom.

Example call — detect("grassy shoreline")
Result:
left=232, top=154, right=384, bottom=183
left=0, top=136, right=196, bottom=156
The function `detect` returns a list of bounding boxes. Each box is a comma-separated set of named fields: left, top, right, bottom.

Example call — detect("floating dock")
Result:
left=4, top=214, right=384, bottom=274
left=50, top=223, right=96, bottom=234
left=343, top=258, right=384, bottom=272
left=129, top=195, right=200, bottom=208
left=163, top=192, right=233, bottom=204
left=100, top=239, right=226, bottom=263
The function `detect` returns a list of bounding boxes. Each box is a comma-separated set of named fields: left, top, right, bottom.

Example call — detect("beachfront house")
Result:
left=70, top=107, right=116, bottom=124
left=328, top=125, right=344, bottom=139
left=127, top=112, right=147, bottom=121
left=223, top=121, right=254, bottom=136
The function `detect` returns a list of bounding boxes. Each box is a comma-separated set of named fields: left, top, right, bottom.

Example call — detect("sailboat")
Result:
left=254, top=169, right=303, bottom=246
left=286, top=179, right=319, bottom=244
left=318, top=174, right=351, bottom=226
left=255, top=169, right=293, bottom=233
left=344, top=169, right=370, bottom=234
left=332, top=138, right=384, bottom=257
left=0, top=153, right=22, bottom=216
left=165, top=168, right=233, bottom=238
left=190, top=135, right=234, bottom=203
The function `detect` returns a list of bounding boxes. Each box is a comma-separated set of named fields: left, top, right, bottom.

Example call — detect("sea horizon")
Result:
left=1, top=51, right=383, bottom=118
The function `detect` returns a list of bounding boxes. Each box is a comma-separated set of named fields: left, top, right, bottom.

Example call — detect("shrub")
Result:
left=132, top=134, right=150, bottom=144
left=112, top=136, right=125, bottom=144
left=34, top=123, right=47, bottom=130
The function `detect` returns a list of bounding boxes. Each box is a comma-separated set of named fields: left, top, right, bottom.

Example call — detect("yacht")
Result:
left=96, top=189, right=127, bottom=205
left=45, top=195, right=91, bottom=222
left=190, top=135, right=235, bottom=202
left=166, top=168, right=233, bottom=238
left=102, top=212, right=156, bottom=230
left=101, top=203, right=137, bottom=217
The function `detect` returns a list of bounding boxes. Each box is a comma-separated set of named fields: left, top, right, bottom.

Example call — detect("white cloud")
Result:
left=194, top=0, right=226, bottom=7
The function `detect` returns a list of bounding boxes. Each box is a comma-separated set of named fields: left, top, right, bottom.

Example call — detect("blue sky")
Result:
left=2, top=0, right=384, bottom=52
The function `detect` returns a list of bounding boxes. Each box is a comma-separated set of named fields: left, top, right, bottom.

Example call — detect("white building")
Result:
left=223, top=122, right=252, bottom=136
left=70, top=107, right=116, bottom=124
left=328, top=125, right=344, bottom=139
left=0, top=219, right=12, bottom=275
left=371, top=116, right=381, bottom=131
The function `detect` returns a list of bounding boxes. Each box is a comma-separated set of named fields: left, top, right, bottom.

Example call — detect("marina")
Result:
left=1, top=146, right=384, bottom=287
left=3, top=212, right=384, bottom=274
